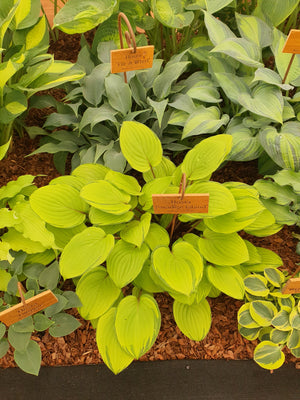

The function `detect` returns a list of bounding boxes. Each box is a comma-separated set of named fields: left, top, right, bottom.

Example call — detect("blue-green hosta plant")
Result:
left=238, top=268, right=300, bottom=370
left=0, top=0, right=85, bottom=160
left=27, top=121, right=284, bottom=374
left=0, top=176, right=81, bottom=375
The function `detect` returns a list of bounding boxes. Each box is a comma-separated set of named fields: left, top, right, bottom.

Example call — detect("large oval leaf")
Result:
left=254, top=341, right=285, bottom=370
left=151, top=0, right=194, bottom=28
left=120, top=213, right=151, bottom=248
left=206, top=265, right=245, bottom=299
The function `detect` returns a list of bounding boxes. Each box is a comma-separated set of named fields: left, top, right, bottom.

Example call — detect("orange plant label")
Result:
left=111, top=45, right=154, bottom=73
left=281, top=278, right=300, bottom=294
left=152, top=193, right=209, bottom=214
left=282, top=29, right=300, bottom=53
left=0, top=290, right=58, bottom=326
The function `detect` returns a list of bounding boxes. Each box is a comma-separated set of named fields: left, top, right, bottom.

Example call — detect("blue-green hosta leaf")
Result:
left=147, top=98, right=168, bottom=128
left=253, top=68, right=293, bottom=91
left=254, top=341, right=285, bottom=370
left=49, top=313, right=81, bottom=337
left=143, top=157, right=176, bottom=182
left=169, top=93, right=197, bottom=112
left=96, top=308, right=134, bottom=374
left=151, top=0, right=194, bottom=28
left=30, top=184, right=88, bottom=228
left=250, top=300, right=278, bottom=327
left=261, top=199, right=299, bottom=226
left=206, top=265, right=244, bottom=299
left=198, top=229, right=249, bottom=266
left=105, top=74, right=132, bottom=116
left=255, top=0, right=299, bottom=27
left=203, top=11, right=236, bottom=46
left=227, top=124, right=262, bottom=162
left=244, top=274, right=269, bottom=296
left=76, top=266, right=121, bottom=320
left=79, top=104, right=117, bottom=132
left=152, top=242, right=203, bottom=296
left=182, top=106, right=229, bottom=139
left=181, top=134, right=232, bottom=180
left=238, top=303, right=260, bottom=329
left=235, top=13, right=273, bottom=48
left=53, top=0, right=117, bottom=33
left=81, top=63, right=111, bottom=106
left=269, top=169, right=300, bottom=195
left=120, top=213, right=151, bottom=248
left=173, top=299, right=211, bottom=341
left=107, top=240, right=150, bottom=288
left=14, top=340, right=41, bottom=376
left=115, top=294, right=161, bottom=359
left=60, top=227, right=114, bottom=279
left=259, top=122, right=300, bottom=171
left=120, top=121, right=162, bottom=172
left=254, top=179, right=298, bottom=206
left=89, top=208, right=134, bottom=226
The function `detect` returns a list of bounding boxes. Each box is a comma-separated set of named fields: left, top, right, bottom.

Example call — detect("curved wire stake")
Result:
left=118, top=12, right=137, bottom=83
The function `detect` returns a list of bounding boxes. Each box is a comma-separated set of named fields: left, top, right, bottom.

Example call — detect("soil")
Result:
left=1, top=31, right=300, bottom=372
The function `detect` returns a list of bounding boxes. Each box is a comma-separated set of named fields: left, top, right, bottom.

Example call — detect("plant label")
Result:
left=281, top=278, right=300, bottom=294
left=111, top=45, right=154, bottom=73
left=282, top=29, right=300, bottom=53
left=0, top=290, right=58, bottom=326
left=152, top=193, right=209, bottom=214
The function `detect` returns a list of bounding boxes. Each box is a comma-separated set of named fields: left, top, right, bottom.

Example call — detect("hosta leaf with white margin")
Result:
left=181, top=134, right=232, bottom=180
left=152, top=242, right=203, bottom=296
left=173, top=299, right=211, bottom=341
left=250, top=300, right=278, bottom=327
left=105, top=170, right=141, bottom=196
left=238, top=325, right=261, bottom=341
left=226, top=123, right=263, bottom=162
left=30, top=184, right=88, bottom=228
left=151, top=0, right=193, bottom=29
left=2, top=229, right=47, bottom=254
left=0, top=269, right=11, bottom=291
left=120, top=213, right=151, bottom=248
left=104, top=74, right=132, bottom=116
left=235, top=13, right=273, bottom=49
left=89, top=208, right=134, bottom=226
left=53, top=0, right=117, bottom=34
left=143, top=157, right=176, bottom=183
left=244, top=274, right=269, bottom=297
left=120, top=121, right=162, bottom=172
left=14, top=340, right=41, bottom=376
left=96, top=308, right=134, bottom=374
left=238, top=303, right=260, bottom=329
left=139, top=176, right=173, bottom=211
left=254, top=0, right=299, bottom=27
left=198, top=229, right=249, bottom=266
left=254, top=341, right=285, bottom=370
left=287, top=329, right=300, bottom=350
left=76, top=266, right=121, bottom=320
left=106, top=240, right=150, bottom=288
left=115, top=294, right=161, bottom=359
left=206, top=265, right=244, bottom=299
left=80, top=181, right=131, bottom=215
left=60, top=227, right=114, bottom=279
left=254, top=179, right=298, bottom=207
left=264, top=268, right=285, bottom=288
left=269, top=169, right=300, bottom=195
left=259, top=122, right=300, bottom=171
left=252, top=68, right=293, bottom=91
left=71, top=163, right=109, bottom=183
left=271, top=29, right=300, bottom=86
left=289, top=309, right=300, bottom=330
left=134, top=259, right=165, bottom=293
left=260, top=198, right=299, bottom=226
left=182, top=106, right=229, bottom=139
left=272, top=310, right=291, bottom=331
left=211, top=38, right=263, bottom=68
left=144, top=223, right=170, bottom=251
left=203, top=11, right=236, bottom=46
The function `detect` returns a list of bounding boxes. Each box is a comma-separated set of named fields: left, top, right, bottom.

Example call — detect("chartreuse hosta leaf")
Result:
left=203, top=11, right=235, bottom=46
left=46, top=224, right=86, bottom=250
left=89, top=208, right=134, bottom=226
left=182, top=134, right=232, bottom=180
left=238, top=303, right=260, bottom=329
left=0, top=269, right=11, bottom=291
left=139, top=176, right=173, bottom=211
left=173, top=299, right=211, bottom=341
left=76, top=266, right=121, bottom=320
left=235, top=13, right=273, bottom=49
left=30, top=184, right=88, bottom=228
left=144, top=223, right=170, bottom=251
left=60, top=227, right=114, bottom=279
left=254, top=341, right=285, bottom=370
left=2, top=228, right=48, bottom=254
left=198, top=229, right=249, bottom=266
left=206, top=265, right=244, bottom=299
left=115, top=294, right=161, bottom=359
left=243, top=210, right=281, bottom=238
left=72, top=163, right=108, bottom=183
left=255, top=0, right=299, bottom=27
left=120, top=213, right=151, bottom=248
left=120, top=121, right=162, bottom=172
left=49, top=176, right=87, bottom=191
left=249, top=301, right=278, bottom=327
left=143, top=157, right=176, bottom=183
left=107, top=240, right=150, bottom=288
left=105, top=170, right=141, bottom=196
left=151, top=0, right=194, bottom=28
left=152, top=242, right=203, bottom=296
left=134, top=260, right=165, bottom=293
left=244, top=274, right=269, bottom=297
left=97, top=308, right=134, bottom=375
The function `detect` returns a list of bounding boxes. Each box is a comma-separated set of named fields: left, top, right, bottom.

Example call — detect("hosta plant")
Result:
left=27, top=121, right=283, bottom=374
left=238, top=268, right=300, bottom=370
left=0, top=176, right=81, bottom=375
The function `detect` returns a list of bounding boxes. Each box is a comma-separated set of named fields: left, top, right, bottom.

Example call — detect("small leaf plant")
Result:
left=25, top=121, right=284, bottom=374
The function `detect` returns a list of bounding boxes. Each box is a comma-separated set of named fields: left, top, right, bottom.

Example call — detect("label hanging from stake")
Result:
left=152, top=193, right=209, bottom=214
left=282, top=278, right=300, bottom=295
left=282, top=29, right=300, bottom=53
left=111, top=45, right=154, bottom=73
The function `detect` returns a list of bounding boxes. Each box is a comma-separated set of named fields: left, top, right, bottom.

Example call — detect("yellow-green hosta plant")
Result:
left=28, top=121, right=283, bottom=374
left=238, top=268, right=300, bottom=370
left=0, top=0, right=85, bottom=160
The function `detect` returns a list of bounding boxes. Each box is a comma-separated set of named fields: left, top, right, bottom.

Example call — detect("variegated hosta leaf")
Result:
left=181, top=134, right=232, bottom=180
left=278, top=296, right=295, bottom=313
left=0, top=59, right=23, bottom=90
left=244, top=274, right=269, bottom=297
left=185, top=72, right=221, bottom=103
left=115, top=294, right=161, bottom=359
left=151, top=0, right=194, bottom=28
left=120, top=121, right=162, bottom=172
left=97, top=308, right=134, bottom=374
left=206, top=265, right=245, bottom=299
left=238, top=324, right=261, bottom=340
left=203, top=11, right=236, bottom=46
left=120, top=213, right=151, bottom=248
left=227, top=124, right=263, bottom=162
left=272, top=310, right=292, bottom=331
left=106, top=240, right=149, bottom=288
left=59, top=227, right=114, bottom=279
left=263, top=268, right=285, bottom=288
left=235, top=13, right=273, bottom=48
left=259, top=122, right=300, bottom=171
left=198, top=229, right=249, bottom=266
left=182, top=106, right=229, bottom=139
left=289, top=309, right=300, bottom=330
left=205, top=0, right=233, bottom=14
left=30, top=184, right=89, bottom=228
left=269, top=169, right=300, bottom=195
left=270, top=329, right=289, bottom=345
left=250, top=300, right=278, bottom=327
left=254, top=341, right=285, bottom=370
left=255, top=0, right=299, bottom=27
left=238, top=303, right=260, bottom=329
left=152, top=241, right=203, bottom=296
left=173, top=299, right=211, bottom=341
left=76, top=266, right=121, bottom=320
left=252, top=68, right=293, bottom=91
left=287, top=328, right=300, bottom=349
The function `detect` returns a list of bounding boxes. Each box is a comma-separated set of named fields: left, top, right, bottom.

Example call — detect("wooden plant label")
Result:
left=282, top=278, right=300, bottom=294
left=282, top=29, right=300, bottom=54
left=111, top=45, right=154, bottom=73
left=152, top=193, right=209, bottom=214
left=0, top=290, right=58, bottom=326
